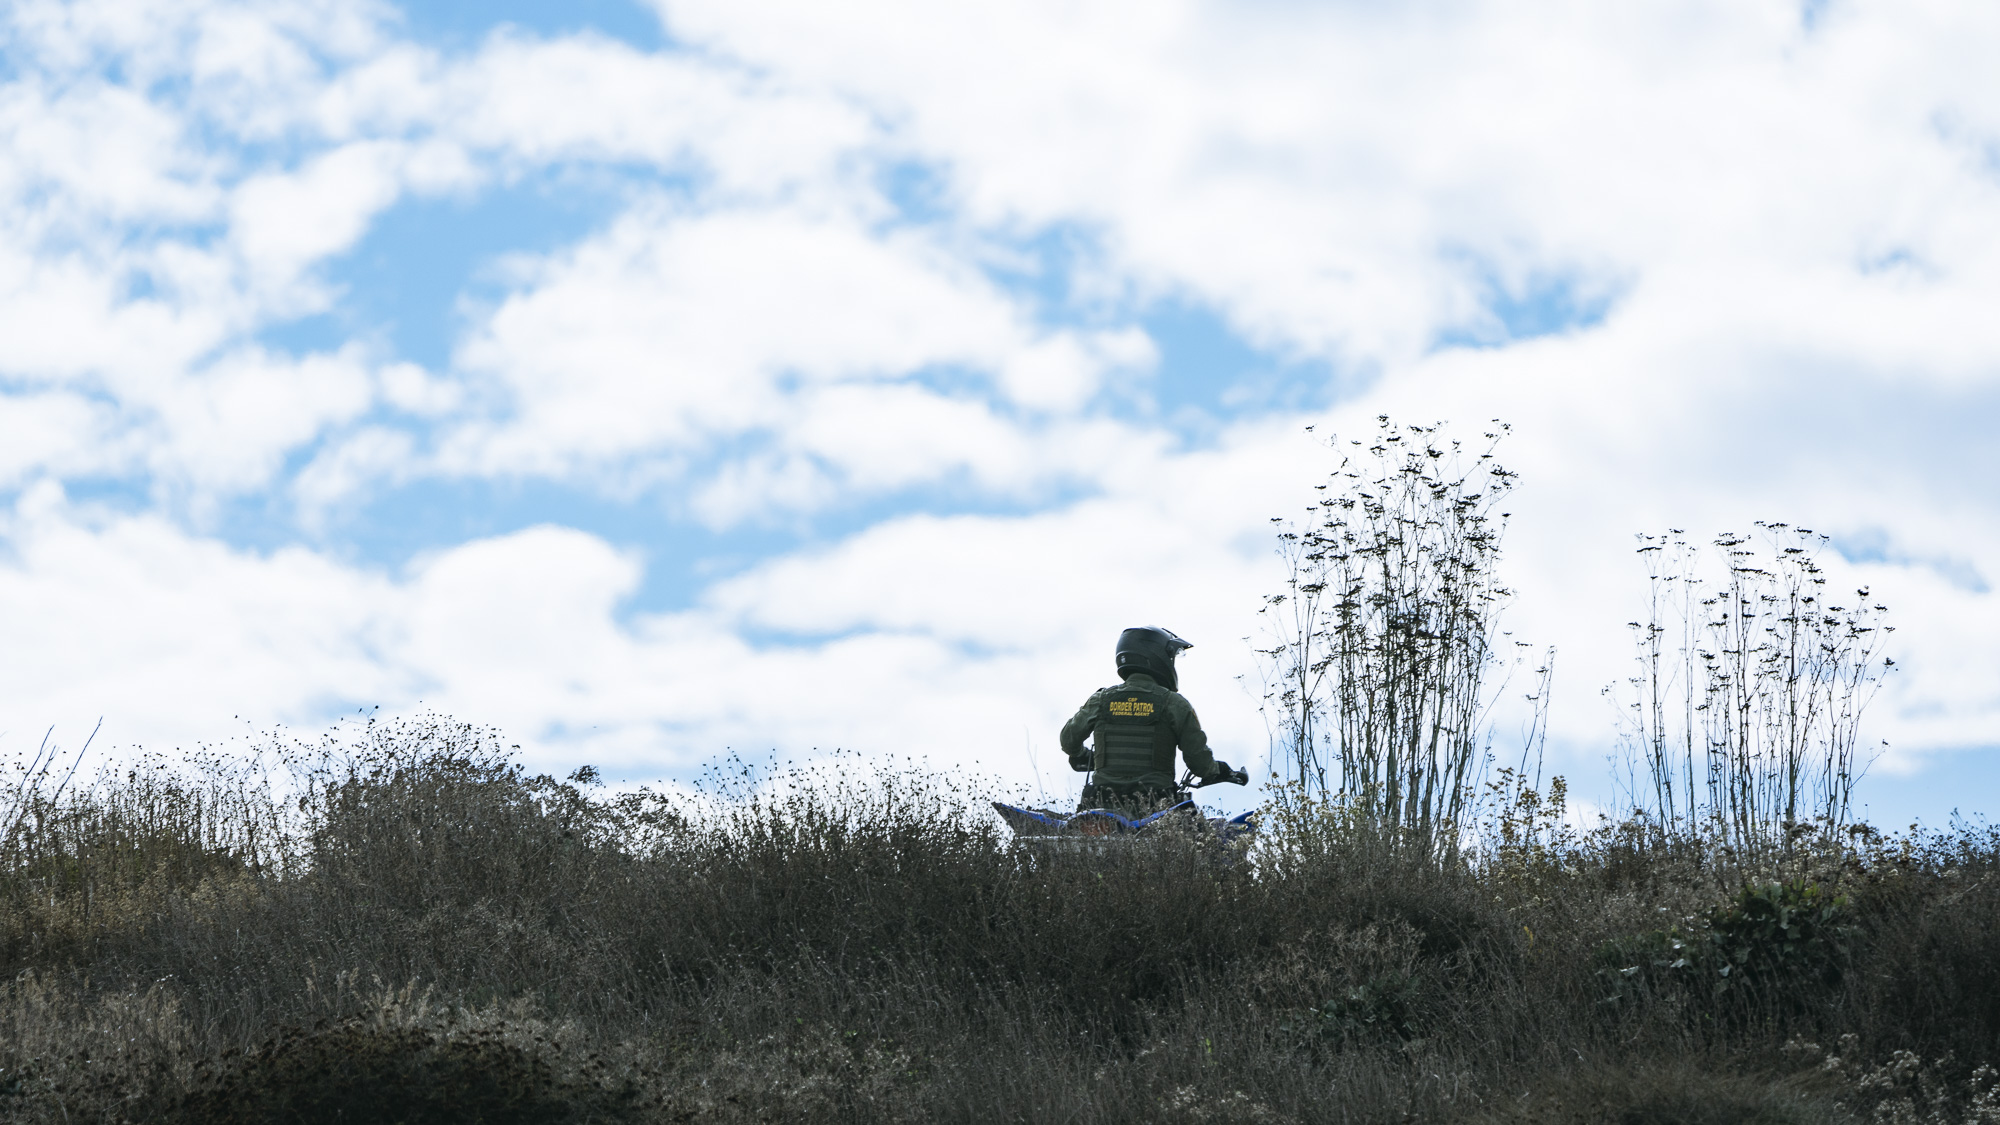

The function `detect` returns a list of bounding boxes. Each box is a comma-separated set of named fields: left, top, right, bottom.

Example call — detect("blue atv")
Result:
left=991, top=769, right=1257, bottom=848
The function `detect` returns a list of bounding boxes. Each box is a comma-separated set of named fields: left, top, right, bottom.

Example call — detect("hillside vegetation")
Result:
left=4, top=420, right=1956, bottom=1122
left=4, top=716, right=2000, bottom=1124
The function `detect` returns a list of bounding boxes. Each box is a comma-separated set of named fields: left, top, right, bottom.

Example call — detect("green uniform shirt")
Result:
left=1059, top=672, right=1219, bottom=789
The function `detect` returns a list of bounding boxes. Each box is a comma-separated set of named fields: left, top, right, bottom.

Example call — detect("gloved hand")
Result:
left=1069, top=751, right=1094, bottom=773
left=1208, top=760, right=1249, bottom=786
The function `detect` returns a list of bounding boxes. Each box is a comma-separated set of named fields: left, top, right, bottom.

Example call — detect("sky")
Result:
left=3, top=0, right=1998, bottom=826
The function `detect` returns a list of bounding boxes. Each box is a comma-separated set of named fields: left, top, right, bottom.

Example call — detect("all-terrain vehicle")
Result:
left=991, top=768, right=1256, bottom=848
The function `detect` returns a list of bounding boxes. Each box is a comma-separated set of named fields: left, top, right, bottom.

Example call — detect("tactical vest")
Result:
left=1092, top=682, right=1178, bottom=786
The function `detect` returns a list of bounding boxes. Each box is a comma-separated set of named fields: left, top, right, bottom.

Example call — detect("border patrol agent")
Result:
left=1061, top=626, right=1243, bottom=813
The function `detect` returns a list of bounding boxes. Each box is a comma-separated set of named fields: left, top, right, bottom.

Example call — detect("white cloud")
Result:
left=0, top=425, right=1304, bottom=791
left=655, top=0, right=2000, bottom=374
left=1000, top=329, right=1156, bottom=412
left=375, top=361, right=462, bottom=416
left=5, top=0, right=389, bottom=121
left=439, top=202, right=1146, bottom=514
left=228, top=138, right=475, bottom=297
left=293, top=425, right=415, bottom=521
left=0, top=79, right=218, bottom=226
left=0, top=392, right=125, bottom=488
left=0, top=482, right=406, bottom=754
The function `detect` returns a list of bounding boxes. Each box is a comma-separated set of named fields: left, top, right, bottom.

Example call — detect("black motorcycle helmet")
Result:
left=1115, top=626, right=1193, bottom=691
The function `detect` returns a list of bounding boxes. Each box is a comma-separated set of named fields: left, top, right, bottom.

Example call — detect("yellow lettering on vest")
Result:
left=1108, top=697, right=1155, bottom=717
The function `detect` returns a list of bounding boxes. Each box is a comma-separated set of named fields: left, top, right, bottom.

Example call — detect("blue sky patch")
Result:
left=1137, top=301, right=1344, bottom=439
left=1834, top=528, right=1990, bottom=595
left=1859, top=747, right=2000, bottom=831
left=260, top=172, right=637, bottom=371
left=394, top=0, right=669, bottom=53
left=876, top=160, right=957, bottom=228
left=1435, top=261, right=1618, bottom=349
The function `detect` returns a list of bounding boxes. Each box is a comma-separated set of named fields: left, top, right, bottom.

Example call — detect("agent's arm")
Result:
left=1169, top=696, right=1246, bottom=783
left=1059, top=692, right=1101, bottom=772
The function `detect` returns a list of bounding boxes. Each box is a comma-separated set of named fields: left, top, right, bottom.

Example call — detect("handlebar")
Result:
left=1183, top=767, right=1250, bottom=789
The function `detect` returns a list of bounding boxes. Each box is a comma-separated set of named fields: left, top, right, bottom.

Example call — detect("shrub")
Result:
left=1594, top=879, right=1853, bottom=1024
left=1707, top=880, right=1852, bottom=993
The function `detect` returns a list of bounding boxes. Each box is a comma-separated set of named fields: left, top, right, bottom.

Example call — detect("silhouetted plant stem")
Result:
left=1259, top=416, right=1520, bottom=862
left=1613, top=525, right=1895, bottom=861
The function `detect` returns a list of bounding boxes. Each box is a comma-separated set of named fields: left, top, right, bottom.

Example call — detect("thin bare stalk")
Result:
left=1260, top=417, right=1519, bottom=861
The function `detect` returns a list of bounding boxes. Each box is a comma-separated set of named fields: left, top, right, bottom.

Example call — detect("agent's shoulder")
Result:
left=1140, top=683, right=1196, bottom=715
left=1101, top=678, right=1189, bottom=706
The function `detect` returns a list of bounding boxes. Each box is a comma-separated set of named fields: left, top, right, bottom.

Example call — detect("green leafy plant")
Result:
left=1311, top=972, right=1427, bottom=1045
left=1593, top=926, right=1701, bottom=1010
left=1706, top=879, right=1853, bottom=994
left=1595, top=880, right=1853, bottom=1012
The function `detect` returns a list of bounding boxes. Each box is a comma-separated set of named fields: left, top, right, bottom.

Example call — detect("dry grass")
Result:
left=3, top=715, right=1997, bottom=1124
